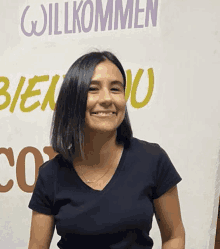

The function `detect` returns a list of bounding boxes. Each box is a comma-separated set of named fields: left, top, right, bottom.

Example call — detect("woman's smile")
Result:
left=91, top=111, right=116, bottom=117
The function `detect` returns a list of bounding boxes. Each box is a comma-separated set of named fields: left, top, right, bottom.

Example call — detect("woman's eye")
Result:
left=111, top=88, right=120, bottom=91
left=89, top=87, right=98, bottom=91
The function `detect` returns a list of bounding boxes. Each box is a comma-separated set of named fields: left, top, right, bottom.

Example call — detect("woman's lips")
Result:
left=91, top=112, right=116, bottom=117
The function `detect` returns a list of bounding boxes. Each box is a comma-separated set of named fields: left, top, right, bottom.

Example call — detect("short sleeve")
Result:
left=152, top=145, right=182, bottom=199
left=28, top=162, right=54, bottom=215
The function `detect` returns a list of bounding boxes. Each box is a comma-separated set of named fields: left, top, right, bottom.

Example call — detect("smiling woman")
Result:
left=28, top=50, right=185, bottom=249
left=50, top=51, right=132, bottom=162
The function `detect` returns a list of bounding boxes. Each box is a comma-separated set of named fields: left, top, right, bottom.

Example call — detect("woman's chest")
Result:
left=73, top=147, right=123, bottom=191
left=75, top=163, right=118, bottom=191
left=54, top=183, right=155, bottom=236
left=53, top=154, right=156, bottom=235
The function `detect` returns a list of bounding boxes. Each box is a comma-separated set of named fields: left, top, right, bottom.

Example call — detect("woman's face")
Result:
left=85, top=60, right=126, bottom=133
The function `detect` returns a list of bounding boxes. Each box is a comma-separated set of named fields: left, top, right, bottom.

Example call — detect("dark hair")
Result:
left=50, top=51, right=133, bottom=163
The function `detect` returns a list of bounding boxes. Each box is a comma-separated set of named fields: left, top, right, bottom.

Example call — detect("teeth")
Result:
left=92, top=112, right=115, bottom=116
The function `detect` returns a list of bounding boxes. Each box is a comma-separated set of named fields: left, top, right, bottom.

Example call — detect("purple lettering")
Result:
left=73, top=1, right=83, bottom=33
left=134, top=0, right=144, bottom=28
left=54, top=3, right=62, bottom=35
left=81, top=0, right=94, bottom=33
left=65, top=2, right=73, bottom=34
left=145, top=0, right=158, bottom=27
left=49, top=4, right=52, bottom=35
left=95, top=0, right=113, bottom=31
left=20, top=0, right=157, bottom=38
left=114, top=0, right=133, bottom=30
left=21, top=5, right=47, bottom=37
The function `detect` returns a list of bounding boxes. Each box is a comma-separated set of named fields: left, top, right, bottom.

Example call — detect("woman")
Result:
left=28, top=51, right=185, bottom=249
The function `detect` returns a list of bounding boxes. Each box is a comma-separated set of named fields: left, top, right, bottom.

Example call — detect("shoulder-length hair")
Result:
left=50, top=51, right=133, bottom=163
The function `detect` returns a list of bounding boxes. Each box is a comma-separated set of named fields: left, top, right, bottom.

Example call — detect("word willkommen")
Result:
left=21, top=0, right=159, bottom=37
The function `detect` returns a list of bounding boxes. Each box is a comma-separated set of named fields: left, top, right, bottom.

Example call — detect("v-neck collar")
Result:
left=72, top=146, right=127, bottom=194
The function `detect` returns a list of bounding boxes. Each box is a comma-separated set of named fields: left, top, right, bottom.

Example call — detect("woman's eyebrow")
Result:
left=111, top=80, right=124, bottom=86
left=90, top=80, right=100, bottom=85
left=90, top=80, right=124, bottom=86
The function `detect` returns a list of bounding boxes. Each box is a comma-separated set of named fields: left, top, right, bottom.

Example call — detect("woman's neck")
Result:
left=75, top=130, right=122, bottom=168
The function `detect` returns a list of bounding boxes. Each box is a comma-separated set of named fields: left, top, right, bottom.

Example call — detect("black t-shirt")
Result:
left=28, top=137, right=182, bottom=249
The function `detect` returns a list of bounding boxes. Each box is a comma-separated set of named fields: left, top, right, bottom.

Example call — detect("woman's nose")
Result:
left=99, top=88, right=112, bottom=104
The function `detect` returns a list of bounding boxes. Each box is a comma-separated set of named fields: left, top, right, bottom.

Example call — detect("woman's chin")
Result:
left=85, top=126, right=117, bottom=134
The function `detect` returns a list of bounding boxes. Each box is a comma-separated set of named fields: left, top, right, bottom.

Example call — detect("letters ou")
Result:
left=126, top=68, right=154, bottom=109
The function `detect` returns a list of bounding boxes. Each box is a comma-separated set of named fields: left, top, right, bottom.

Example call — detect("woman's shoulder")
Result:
left=130, top=136, right=162, bottom=155
left=38, top=154, right=67, bottom=177
left=129, top=137, right=176, bottom=170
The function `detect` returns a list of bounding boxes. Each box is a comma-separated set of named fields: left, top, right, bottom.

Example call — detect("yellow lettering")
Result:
left=20, top=75, right=49, bottom=112
left=0, top=77, right=11, bottom=110
left=41, top=75, right=60, bottom=111
left=125, top=70, right=132, bottom=101
left=10, top=77, right=26, bottom=113
left=130, top=68, right=154, bottom=109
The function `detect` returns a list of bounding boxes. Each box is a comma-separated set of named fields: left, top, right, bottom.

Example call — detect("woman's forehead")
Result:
left=91, top=60, right=123, bottom=81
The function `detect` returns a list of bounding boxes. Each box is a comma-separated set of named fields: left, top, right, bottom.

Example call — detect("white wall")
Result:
left=0, top=0, right=220, bottom=248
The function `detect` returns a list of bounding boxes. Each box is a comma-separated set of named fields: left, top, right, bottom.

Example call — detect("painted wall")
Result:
left=0, top=0, right=220, bottom=248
